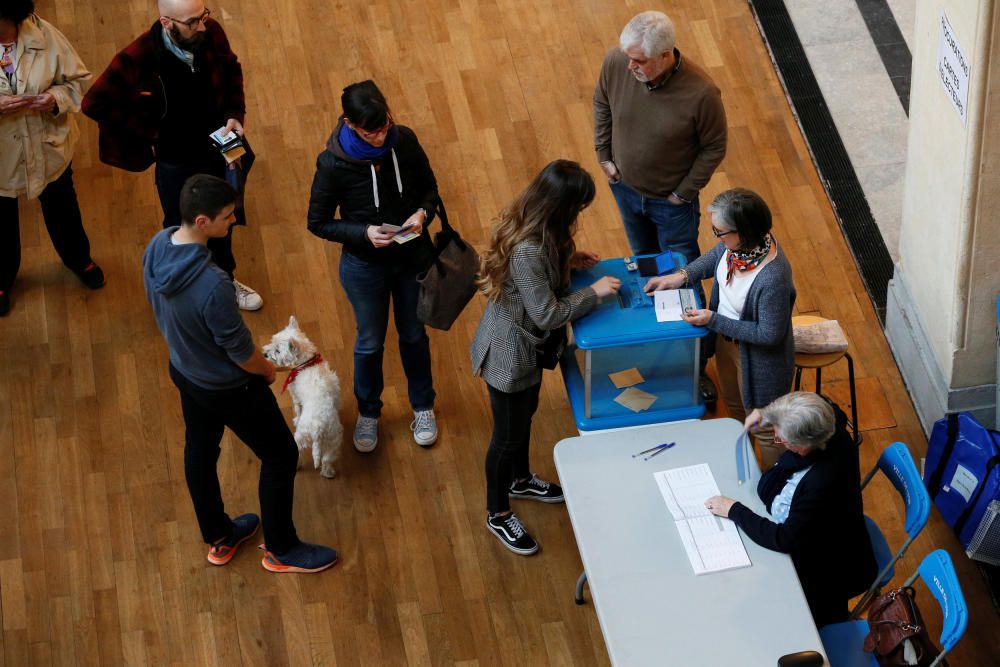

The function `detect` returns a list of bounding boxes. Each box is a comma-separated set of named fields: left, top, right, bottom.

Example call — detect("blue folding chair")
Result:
left=820, top=549, right=969, bottom=666
left=850, top=442, right=931, bottom=618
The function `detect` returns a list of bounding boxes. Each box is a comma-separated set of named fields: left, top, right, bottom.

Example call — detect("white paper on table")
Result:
left=653, top=289, right=696, bottom=322
left=654, top=464, right=752, bottom=574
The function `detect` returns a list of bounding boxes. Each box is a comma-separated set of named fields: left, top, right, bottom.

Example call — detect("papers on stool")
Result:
left=654, top=463, right=751, bottom=575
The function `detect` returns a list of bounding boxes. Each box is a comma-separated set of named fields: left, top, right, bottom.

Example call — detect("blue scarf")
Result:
left=338, top=123, right=397, bottom=161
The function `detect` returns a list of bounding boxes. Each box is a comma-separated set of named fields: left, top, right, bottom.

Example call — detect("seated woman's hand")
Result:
left=644, top=272, right=685, bottom=293
left=744, top=408, right=763, bottom=432
left=681, top=307, right=712, bottom=326
left=705, top=495, right=735, bottom=518
left=570, top=250, right=600, bottom=269
left=366, top=225, right=397, bottom=248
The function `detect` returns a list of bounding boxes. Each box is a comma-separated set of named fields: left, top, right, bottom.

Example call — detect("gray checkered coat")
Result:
left=471, top=242, right=598, bottom=393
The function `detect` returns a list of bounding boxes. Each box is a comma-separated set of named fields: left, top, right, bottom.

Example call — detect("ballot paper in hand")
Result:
left=654, top=289, right=697, bottom=322
left=654, top=463, right=751, bottom=574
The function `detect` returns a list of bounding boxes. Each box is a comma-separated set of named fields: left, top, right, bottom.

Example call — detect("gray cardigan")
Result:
left=471, top=241, right=597, bottom=393
left=686, top=239, right=796, bottom=409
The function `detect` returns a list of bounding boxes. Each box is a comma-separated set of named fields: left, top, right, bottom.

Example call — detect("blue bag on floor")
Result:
left=924, top=412, right=1000, bottom=550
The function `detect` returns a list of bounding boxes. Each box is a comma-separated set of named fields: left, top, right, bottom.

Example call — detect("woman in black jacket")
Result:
left=307, top=80, right=440, bottom=453
left=704, top=391, right=877, bottom=626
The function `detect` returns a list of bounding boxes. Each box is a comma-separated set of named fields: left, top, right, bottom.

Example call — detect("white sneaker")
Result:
left=410, top=409, right=438, bottom=447
left=353, top=416, right=379, bottom=452
left=233, top=279, right=263, bottom=311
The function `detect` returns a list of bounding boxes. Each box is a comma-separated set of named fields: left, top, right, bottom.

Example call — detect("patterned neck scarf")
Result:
left=725, top=234, right=772, bottom=285
left=1, top=43, right=15, bottom=89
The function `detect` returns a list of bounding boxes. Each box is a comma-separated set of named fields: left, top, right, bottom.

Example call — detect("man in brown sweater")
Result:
left=594, top=10, right=727, bottom=403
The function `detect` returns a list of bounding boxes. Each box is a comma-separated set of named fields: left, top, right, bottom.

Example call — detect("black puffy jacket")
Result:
left=307, top=119, right=439, bottom=267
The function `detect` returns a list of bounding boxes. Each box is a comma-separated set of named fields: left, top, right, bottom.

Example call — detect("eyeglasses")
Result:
left=357, top=116, right=393, bottom=139
left=711, top=226, right=737, bottom=238
left=773, top=432, right=792, bottom=447
left=166, top=7, right=211, bottom=29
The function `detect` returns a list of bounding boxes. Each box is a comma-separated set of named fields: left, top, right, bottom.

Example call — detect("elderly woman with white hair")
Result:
left=646, top=188, right=794, bottom=468
left=704, top=392, right=877, bottom=627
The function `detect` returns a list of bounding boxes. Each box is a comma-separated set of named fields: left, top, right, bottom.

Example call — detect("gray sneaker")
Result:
left=353, top=416, right=378, bottom=452
left=410, top=409, right=438, bottom=447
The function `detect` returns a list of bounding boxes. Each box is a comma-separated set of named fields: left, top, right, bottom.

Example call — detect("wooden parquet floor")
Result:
left=2, top=0, right=999, bottom=664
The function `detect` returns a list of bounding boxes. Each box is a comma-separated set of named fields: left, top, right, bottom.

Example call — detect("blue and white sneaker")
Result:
left=410, top=409, right=438, bottom=447
left=353, top=416, right=379, bottom=452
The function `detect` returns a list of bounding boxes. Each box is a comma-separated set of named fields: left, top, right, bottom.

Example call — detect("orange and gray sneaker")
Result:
left=206, top=513, right=260, bottom=566
left=259, top=542, right=338, bottom=573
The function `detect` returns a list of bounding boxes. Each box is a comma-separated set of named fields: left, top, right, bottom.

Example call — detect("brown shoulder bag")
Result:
left=863, top=586, right=943, bottom=667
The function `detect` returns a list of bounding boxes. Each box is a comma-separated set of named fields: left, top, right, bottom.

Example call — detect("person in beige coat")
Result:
left=0, top=2, right=104, bottom=316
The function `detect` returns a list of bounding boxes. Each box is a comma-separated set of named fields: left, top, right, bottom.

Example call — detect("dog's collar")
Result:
left=281, top=353, right=324, bottom=394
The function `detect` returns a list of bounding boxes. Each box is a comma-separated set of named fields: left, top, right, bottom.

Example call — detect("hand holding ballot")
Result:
left=681, top=307, right=712, bottom=326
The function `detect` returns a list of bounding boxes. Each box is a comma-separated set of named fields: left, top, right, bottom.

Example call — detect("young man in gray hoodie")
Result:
left=143, top=174, right=336, bottom=573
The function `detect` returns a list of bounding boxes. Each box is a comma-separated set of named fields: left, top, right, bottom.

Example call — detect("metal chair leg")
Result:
left=794, top=367, right=803, bottom=391
left=815, top=367, right=822, bottom=394
left=845, top=352, right=862, bottom=445
left=575, top=571, right=588, bottom=605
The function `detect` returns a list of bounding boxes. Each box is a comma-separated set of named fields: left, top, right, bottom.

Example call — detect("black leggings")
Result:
left=484, top=382, right=541, bottom=514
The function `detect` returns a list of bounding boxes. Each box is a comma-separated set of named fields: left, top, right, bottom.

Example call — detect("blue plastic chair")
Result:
left=820, top=549, right=969, bottom=667
left=850, top=442, right=931, bottom=618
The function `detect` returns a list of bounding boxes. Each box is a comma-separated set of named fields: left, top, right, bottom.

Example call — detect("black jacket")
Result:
left=306, top=119, right=439, bottom=267
left=728, top=403, right=877, bottom=626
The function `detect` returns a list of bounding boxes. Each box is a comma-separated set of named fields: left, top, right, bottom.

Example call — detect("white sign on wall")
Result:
left=937, top=10, right=971, bottom=125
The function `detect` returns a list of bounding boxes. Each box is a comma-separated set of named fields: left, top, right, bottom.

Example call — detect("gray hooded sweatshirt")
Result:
left=143, top=227, right=255, bottom=390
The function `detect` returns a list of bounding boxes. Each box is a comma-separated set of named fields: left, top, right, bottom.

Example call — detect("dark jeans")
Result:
left=338, top=251, right=435, bottom=418
left=485, top=382, right=542, bottom=514
left=610, top=180, right=701, bottom=263
left=0, top=164, right=92, bottom=292
left=155, top=159, right=240, bottom=277
left=169, top=364, right=300, bottom=554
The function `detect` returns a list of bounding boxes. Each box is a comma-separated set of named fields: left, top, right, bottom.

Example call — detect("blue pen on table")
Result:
left=632, top=442, right=675, bottom=460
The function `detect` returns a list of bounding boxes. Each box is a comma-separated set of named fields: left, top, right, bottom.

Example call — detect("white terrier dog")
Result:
left=263, top=316, right=343, bottom=479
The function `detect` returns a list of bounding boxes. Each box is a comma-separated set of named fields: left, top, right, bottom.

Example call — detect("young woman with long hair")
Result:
left=471, top=160, right=621, bottom=555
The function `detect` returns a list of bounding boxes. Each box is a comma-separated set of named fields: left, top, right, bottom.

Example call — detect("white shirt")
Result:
left=716, top=251, right=768, bottom=320
left=769, top=467, right=812, bottom=523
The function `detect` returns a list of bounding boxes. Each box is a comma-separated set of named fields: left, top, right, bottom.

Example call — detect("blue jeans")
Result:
left=339, top=252, right=435, bottom=418
left=610, top=181, right=701, bottom=264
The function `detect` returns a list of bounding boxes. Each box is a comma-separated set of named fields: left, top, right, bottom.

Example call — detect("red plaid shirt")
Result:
left=82, top=19, right=245, bottom=172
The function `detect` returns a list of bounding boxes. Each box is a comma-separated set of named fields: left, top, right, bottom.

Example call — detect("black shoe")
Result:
left=509, top=474, right=564, bottom=503
left=699, top=374, right=717, bottom=406
left=486, top=512, right=538, bottom=556
left=75, top=262, right=106, bottom=289
left=0, top=291, right=9, bottom=316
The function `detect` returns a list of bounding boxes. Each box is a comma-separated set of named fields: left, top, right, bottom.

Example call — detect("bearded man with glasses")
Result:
left=82, top=0, right=264, bottom=311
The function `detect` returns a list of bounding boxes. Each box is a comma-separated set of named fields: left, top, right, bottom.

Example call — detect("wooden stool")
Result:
left=792, top=315, right=861, bottom=444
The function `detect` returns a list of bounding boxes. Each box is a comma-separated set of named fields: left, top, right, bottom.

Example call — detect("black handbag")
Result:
left=415, top=201, right=480, bottom=331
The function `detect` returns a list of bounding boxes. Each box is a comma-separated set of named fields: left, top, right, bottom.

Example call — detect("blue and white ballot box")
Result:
left=560, top=255, right=707, bottom=431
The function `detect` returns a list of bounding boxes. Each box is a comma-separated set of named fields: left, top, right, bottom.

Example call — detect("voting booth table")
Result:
left=560, top=255, right=708, bottom=431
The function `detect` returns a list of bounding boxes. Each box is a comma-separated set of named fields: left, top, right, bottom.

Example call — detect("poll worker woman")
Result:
left=645, top=188, right=794, bottom=469
left=307, top=80, right=440, bottom=452
left=472, top=160, right=621, bottom=555
left=0, top=0, right=104, bottom=316
left=704, top=391, right=877, bottom=626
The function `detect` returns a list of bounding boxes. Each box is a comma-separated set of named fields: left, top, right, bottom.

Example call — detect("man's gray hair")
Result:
left=707, top=189, right=741, bottom=231
left=761, top=392, right=835, bottom=451
left=619, top=11, right=676, bottom=58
